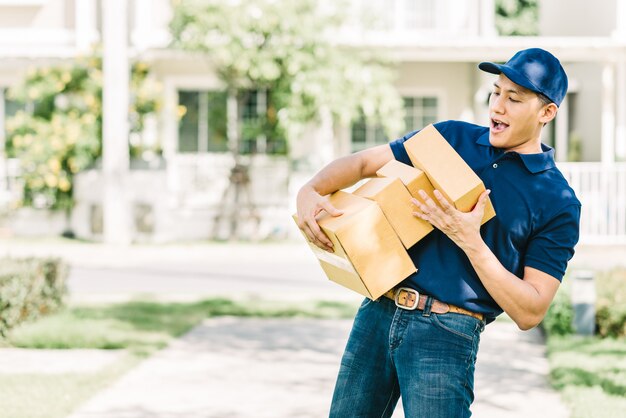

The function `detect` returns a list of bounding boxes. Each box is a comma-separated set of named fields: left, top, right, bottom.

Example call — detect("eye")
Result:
left=509, top=97, right=520, bottom=103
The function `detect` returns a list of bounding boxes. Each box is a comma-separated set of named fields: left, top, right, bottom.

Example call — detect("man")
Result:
left=295, top=48, right=581, bottom=417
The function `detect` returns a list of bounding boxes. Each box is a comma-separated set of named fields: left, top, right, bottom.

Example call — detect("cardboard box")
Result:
left=403, top=124, right=496, bottom=224
left=376, top=159, right=437, bottom=206
left=293, top=191, right=416, bottom=299
left=354, top=177, right=433, bottom=248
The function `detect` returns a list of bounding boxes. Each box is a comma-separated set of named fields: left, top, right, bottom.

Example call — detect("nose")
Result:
left=490, top=93, right=505, bottom=114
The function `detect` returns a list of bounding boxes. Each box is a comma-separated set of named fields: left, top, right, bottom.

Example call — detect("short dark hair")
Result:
left=537, top=92, right=553, bottom=107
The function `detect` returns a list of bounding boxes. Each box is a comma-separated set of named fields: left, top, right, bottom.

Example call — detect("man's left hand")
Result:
left=411, top=189, right=491, bottom=252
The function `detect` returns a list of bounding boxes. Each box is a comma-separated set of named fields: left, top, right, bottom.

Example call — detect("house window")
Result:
left=403, top=96, right=438, bottom=131
left=350, top=96, right=439, bottom=152
left=177, top=89, right=286, bottom=155
left=350, top=114, right=387, bottom=152
left=1, top=87, right=26, bottom=150
left=239, top=89, right=286, bottom=155
left=178, top=90, right=228, bottom=153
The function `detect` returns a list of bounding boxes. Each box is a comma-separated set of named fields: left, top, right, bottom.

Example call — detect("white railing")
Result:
left=336, top=0, right=483, bottom=44
left=558, top=162, right=626, bottom=244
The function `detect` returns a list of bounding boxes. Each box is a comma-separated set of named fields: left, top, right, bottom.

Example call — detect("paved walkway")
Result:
left=0, top=238, right=591, bottom=417
left=59, top=317, right=568, bottom=418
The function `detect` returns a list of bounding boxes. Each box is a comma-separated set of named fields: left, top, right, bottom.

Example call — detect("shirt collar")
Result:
left=476, top=132, right=556, bottom=174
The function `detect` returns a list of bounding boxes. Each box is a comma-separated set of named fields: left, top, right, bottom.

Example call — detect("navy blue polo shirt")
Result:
left=389, top=120, right=581, bottom=322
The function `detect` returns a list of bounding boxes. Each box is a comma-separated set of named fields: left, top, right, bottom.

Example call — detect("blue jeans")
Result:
left=330, top=296, right=485, bottom=418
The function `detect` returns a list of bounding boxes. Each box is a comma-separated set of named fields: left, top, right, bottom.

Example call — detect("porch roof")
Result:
left=339, top=36, right=626, bottom=63
left=138, top=36, right=626, bottom=66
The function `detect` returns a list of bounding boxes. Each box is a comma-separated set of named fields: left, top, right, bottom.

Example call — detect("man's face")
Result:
left=488, top=74, right=550, bottom=154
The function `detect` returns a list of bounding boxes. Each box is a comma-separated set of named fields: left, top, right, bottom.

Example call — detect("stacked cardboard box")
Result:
left=354, top=176, right=432, bottom=249
left=293, top=191, right=416, bottom=300
left=376, top=159, right=436, bottom=205
left=295, top=124, right=496, bottom=299
left=403, top=124, right=496, bottom=224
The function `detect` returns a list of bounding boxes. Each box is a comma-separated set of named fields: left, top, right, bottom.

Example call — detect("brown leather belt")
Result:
left=383, top=287, right=484, bottom=321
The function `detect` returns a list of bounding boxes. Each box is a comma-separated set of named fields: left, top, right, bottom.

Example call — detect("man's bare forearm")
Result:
left=296, top=144, right=394, bottom=250
left=303, top=154, right=365, bottom=196
left=302, top=144, right=395, bottom=196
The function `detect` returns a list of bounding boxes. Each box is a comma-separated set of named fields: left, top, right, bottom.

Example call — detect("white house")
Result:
left=0, top=0, right=625, bottom=244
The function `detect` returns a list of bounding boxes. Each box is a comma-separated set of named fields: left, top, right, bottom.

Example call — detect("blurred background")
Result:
left=0, top=1, right=625, bottom=418
left=0, top=0, right=624, bottom=245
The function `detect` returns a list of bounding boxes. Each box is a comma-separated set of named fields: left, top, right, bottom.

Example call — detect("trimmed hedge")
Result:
left=0, top=257, right=68, bottom=337
left=542, top=282, right=574, bottom=336
left=542, top=268, right=626, bottom=338
left=596, top=269, right=626, bottom=338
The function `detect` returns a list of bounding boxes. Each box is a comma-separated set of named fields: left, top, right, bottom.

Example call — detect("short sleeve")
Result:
left=389, top=121, right=462, bottom=165
left=389, top=130, right=418, bottom=166
left=524, top=204, right=581, bottom=281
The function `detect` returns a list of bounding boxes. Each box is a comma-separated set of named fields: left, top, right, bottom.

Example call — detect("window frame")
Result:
left=350, top=90, right=443, bottom=152
left=177, top=89, right=229, bottom=154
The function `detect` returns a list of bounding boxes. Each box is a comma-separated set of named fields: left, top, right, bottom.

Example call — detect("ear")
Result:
left=539, top=103, right=558, bottom=124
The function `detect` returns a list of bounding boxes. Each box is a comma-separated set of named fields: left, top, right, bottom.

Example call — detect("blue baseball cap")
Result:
left=478, top=48, right=568, bottom=106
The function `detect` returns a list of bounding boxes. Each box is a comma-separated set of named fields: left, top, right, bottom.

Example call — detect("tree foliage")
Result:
left=5, top=55, right=160, bottom=210
left=169, top=0, right=404, bottom=148
left=495, top=0, right=539, bottom=36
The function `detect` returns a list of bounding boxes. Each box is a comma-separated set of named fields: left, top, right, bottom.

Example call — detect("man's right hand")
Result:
left=296, top=185, right=343, bottom=252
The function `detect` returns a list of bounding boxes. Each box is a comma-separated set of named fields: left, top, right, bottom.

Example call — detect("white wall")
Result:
left=565, top=63, right=603, bottom=161
left=539, top=0, right=617, bottom=37
left=0, top=0, right=71, bottom=29
left=395, top=62, right=477, bottom=129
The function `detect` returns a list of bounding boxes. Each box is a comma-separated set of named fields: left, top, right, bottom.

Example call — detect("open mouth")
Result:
left=491, top=118, right=509, bottom=133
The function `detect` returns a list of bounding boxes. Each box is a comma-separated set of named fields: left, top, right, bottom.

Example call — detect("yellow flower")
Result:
left=29, top=178, right=44, bottom=189
left=82, top=113, right=96, bottom=124
left=58, top=178, right=71, bottom=192
left=135, top=62, right=148, bottom=72
left=48, top=159, right=61, bottom=173
left=27, top=87, right=40, bottom=100
left=45, top=173, right=58, bottom=188
left=177, top=105, right=187, bottom=119
left=68, top=158, right=79, bottom=173
left=61, top=72, right=71, bottom=83
left=84, top=95, right=96, bottom=107
left=12, top=135, right=22, bottom=147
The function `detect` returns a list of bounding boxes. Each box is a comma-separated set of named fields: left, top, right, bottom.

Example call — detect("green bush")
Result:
left=0, top=258, right=68, bottom=337
left=595, top=269, right=626, bottom=338
left=542, top=268, right=626, bottom=339
left=542, top=282, right=574, bottom=336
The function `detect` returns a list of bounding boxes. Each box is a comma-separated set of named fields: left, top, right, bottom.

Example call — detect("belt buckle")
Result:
left=394, top=287, right=419, bottom=310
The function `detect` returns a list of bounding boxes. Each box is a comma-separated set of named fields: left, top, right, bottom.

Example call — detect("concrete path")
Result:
left=0, top=238, right=578, bottom=417
left=0, top=348, right=124, bottom=375
left=66, top=318, right=569, bottom=418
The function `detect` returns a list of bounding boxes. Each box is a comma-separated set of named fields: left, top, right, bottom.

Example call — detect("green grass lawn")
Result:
left=5, top=298, right=358, bottom=350
left=0, top=297, right=359, bottom=418
left=547, top=335, right=626, bottom=418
